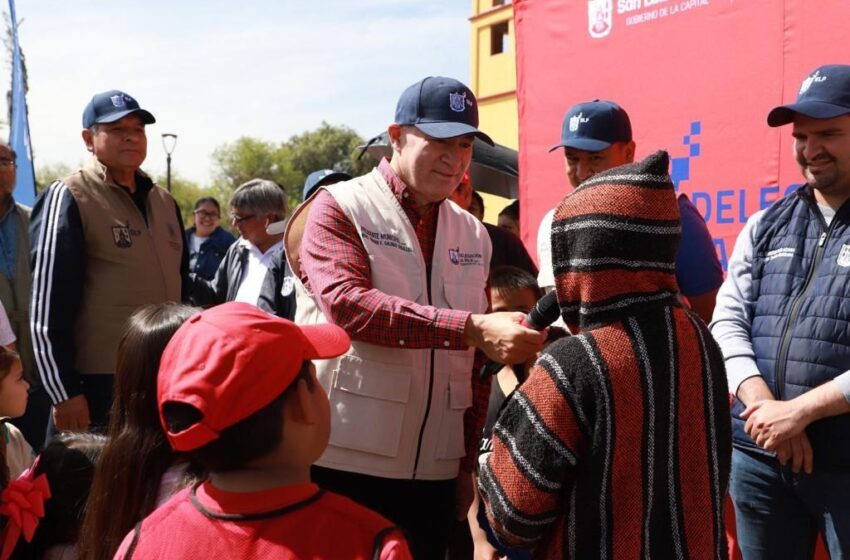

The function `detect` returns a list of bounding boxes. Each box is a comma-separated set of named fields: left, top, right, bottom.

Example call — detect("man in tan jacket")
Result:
left=30, top=90, right=186, bottom=434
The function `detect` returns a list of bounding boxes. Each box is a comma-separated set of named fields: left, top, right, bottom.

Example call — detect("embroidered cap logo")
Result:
left=110, top=94, right=128, bottom=108
left=449, top=92, right=467, bottom=113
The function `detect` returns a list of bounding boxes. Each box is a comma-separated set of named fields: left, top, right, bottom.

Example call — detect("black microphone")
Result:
left=521, top=291, right=560, bottom=330
left=478, top=291, right=562, bottom=380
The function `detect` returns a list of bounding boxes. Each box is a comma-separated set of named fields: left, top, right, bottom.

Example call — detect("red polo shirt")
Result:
left=114, top=481, right=411, bottom=559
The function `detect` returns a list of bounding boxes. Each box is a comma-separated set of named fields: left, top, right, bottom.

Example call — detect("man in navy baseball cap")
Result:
left=82, top=90, right=155, bottom=129
left=29, top=89, right=183, bottom=435
left=284, top=74, right=542, bottom=558
left=536, top=98, right=723, bottom=324
left=711, top=64, right=850, bottom=558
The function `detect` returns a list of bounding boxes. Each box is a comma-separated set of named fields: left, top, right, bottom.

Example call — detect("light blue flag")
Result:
left=8, top=0, right=36, bottom=207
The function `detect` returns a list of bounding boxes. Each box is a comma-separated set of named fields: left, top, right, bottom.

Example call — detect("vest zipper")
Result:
left=412, top=270, right=436, bottom=479
left=773, top=209, right=833, bottom=400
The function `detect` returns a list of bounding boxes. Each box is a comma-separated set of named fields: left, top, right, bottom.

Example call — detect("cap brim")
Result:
left=299, top=323, right=351, bottom=359
left=548, top=138, right=612, bottom=153
left=414, top=122, right=495, bottom=146
left=767, top=100, right=850, bottom=127
left=97, top=108, right=156, bottom=125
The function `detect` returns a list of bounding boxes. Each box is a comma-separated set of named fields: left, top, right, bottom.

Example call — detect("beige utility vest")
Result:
left=287, top=169, right=491, bottom=480
left=66, top=159, right=183, bottom=374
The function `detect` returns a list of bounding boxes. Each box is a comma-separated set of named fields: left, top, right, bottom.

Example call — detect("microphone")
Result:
left=521, top=291, right=560, bottom=330
left=479, top=291, right=562, bottom=380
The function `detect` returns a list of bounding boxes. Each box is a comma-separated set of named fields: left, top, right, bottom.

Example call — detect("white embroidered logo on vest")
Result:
left=837, top=244, right=850, bottom=267
left=281, top=276, right=295, bottom=296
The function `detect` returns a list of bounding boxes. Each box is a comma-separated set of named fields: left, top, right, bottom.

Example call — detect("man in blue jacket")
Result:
left=711, top=64, right=850, bottom=559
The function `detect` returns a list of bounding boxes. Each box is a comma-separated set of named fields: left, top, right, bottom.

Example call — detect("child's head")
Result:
left=158, top=302, right=350, bottom=472
left=78, top=303, right=198, bottom=560
left=114, top=303, right=200, bottom=433
left=490, top=266, right=542, bottom=315
left=0, top=347, right=27, bottom=419
left=3, top=433, right=105, bottom=559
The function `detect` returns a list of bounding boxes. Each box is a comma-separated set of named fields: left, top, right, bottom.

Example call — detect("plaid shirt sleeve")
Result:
left=300, top=190, right=471, bottom=348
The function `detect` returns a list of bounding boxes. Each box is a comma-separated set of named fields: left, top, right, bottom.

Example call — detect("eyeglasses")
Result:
left=193, top=210, right=220, bottom=219
left=230, top=213, right=256, bottom=225
left=0, top=159, right=16, bottom=168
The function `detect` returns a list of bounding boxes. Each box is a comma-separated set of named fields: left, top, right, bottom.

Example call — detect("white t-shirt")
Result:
left=0, top=300, right=15, bottom=347
left=536, top=208, right=556, bottom=290
left=189, top=233, right=207, bottom=255
left=234, top=239, right=283, bottom=308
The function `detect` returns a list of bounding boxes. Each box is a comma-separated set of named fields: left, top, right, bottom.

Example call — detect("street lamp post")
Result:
left=161, top=133, right=178, bottom=192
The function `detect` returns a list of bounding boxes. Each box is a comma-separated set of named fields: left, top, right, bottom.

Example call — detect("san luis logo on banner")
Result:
left=588, top=0, right=612, bottom=38
left=588, top=0, right=710, bottom=38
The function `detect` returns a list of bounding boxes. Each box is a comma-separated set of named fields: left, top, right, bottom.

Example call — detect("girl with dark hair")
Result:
left=0, top=346, right=33, bottom=489
left=76, top=303, right=198, bottom=560
left=186, top=197, right=236, bottom=281
left=0, top=432, right=105, bottom=560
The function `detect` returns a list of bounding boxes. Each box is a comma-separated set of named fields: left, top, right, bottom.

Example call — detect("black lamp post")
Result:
left=161, top=133, right=178, bottom=192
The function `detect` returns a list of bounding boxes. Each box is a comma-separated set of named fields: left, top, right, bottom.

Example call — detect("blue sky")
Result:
left=11, top=0, right=471, bottom=184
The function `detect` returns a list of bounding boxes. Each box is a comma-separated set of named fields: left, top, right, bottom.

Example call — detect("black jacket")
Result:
left=187, top=240, right=296, bottom=320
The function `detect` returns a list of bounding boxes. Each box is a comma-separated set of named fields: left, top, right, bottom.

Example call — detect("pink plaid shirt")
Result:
left=299, top=159, right=489, bottom=472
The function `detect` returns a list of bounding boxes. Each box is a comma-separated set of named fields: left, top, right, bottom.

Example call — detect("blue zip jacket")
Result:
left=713, top=186, right=850, bottom=467
left=186, top=226, right=235, bottom=281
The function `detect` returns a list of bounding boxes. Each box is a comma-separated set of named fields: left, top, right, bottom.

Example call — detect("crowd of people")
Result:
left=0, top=62, right=843, bottom=560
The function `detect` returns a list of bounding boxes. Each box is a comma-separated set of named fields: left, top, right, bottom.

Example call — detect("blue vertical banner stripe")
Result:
left=8, top=0, right=36, bottom=207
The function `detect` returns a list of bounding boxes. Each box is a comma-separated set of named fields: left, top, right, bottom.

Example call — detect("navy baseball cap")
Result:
left=395, top=76, right=494, bottom=146
left=82, top=90, right=155, bottom=129
left=549, top=100, right=632, bottom=153
left=768, top=65, right=850, bottom=127
left=302, top=169, right=352, bottom=201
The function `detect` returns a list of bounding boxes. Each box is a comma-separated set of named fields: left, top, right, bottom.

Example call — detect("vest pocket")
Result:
left=328, top=355, right=411, bottom=458
left=436, top=378, right=474, bottom=459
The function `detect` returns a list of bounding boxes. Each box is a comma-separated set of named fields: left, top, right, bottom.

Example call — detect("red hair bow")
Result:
left=0, top=460, right=51, bottom=560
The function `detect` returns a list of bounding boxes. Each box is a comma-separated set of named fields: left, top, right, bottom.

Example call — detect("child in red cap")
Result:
left=114, top=302, right=412, bottom=560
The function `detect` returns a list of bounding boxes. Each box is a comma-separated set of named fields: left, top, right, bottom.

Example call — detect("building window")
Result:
left=493, top=0, right=511, bottom=5
left=490, top=21, right=510, bottom=55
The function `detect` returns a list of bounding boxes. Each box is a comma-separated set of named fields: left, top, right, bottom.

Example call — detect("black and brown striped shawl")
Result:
left=480, top=152, right=732, bottom=559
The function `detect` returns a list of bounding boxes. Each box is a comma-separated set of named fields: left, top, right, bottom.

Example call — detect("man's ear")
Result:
left=388, top=124, right=404, bottom=154
left=288, top=377, right=319, bottom=426
left=624, top=140, right=636, bottom=163
left=82, top=129, right=94, bottom=153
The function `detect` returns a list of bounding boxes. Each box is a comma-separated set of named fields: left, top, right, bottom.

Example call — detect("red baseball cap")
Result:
left=157, top=302, right=350, bottom=452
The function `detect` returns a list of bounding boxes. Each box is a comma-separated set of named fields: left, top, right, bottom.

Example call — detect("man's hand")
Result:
left=464, top=312, right=546, bottom=364
left=742, top=398, right=810, bottom=450
left=52, top=394, right=90, bottom=432
left=772, top=432, right=813, bottom=474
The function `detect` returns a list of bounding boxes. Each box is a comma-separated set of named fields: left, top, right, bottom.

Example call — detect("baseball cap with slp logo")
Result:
left=768, top=64, right=850, bottom=127
left=157, top=302, right=351, bottom=452
left=82, top=89, right=156, bottom=129
left=549, top=99, right=632, bottom=153
left=395, top=76, right=494, bottom=146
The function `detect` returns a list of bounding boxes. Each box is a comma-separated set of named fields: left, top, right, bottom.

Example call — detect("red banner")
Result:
left=515, top=0, right=850, bottom=269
